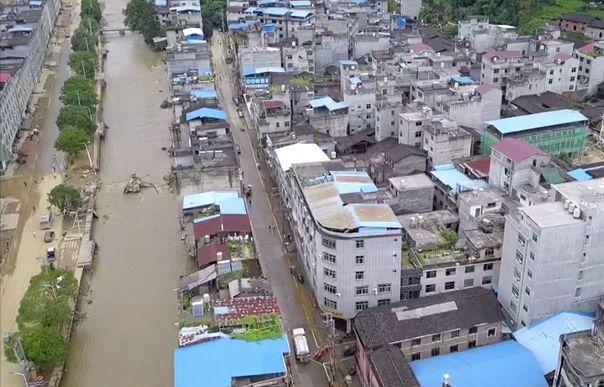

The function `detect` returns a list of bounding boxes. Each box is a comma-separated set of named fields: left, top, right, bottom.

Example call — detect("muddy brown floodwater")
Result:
left=61, top=4, right=192, bottom=387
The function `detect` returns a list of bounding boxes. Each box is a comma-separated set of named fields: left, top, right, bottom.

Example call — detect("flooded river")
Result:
left=61, top=3, right=191, bottom=386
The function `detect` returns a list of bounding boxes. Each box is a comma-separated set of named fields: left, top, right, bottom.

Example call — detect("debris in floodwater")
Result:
left=160, top=99, right=172, bottom=109
left=123, top=174, right=158, bottom=194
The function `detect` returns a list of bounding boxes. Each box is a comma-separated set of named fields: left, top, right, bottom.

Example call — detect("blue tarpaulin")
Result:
left=228, top=22, right=248, bottom=31
left=185, top=107, right=226, bottom=122
left=190, top=89, right=218, bottom=100
left=397, top=16, right=406, bottom=27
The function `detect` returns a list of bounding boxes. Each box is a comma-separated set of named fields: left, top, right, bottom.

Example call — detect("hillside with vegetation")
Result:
left=421, top=0, right=604, bottom=35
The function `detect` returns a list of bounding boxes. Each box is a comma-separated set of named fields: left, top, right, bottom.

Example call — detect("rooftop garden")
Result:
left=230, top=314, right=284, bottom=342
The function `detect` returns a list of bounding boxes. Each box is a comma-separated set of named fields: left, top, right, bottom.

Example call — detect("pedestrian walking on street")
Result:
left=33, top=231, right=36, bottom=238
left=33, top=206, right=36, bottom=212
left=24, top=181, right=27, bottom=187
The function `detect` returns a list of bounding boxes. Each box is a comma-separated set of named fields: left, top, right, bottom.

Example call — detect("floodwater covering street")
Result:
left=61, top=2, right=191, bottom=386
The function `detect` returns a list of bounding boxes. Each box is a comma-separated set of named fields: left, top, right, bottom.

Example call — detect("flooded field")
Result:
left=61, top=4, right=192, bottom=386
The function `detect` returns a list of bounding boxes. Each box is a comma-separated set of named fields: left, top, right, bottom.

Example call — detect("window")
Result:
left=450, top=345, right=459, bottom=353
left=432, top=334, right=441, bottom=342
left=575, top=287, right=582, bottom=297
left=425, top=284, right=436, bottom=293
left=529, top=251, right=535, bottom=260
left=548, top=79, right=553, bottom=84
left=378, top=299, right=390, bottom=306
left=532, top=233, right=538, bottom=242
left=516, top=250, right=524, bottom=264
left=514, top=267, right=521, bottom=281
left=356, top=301, right=368, bottom=311
left=527, top=269, right=533, bottom=279
left=414, top=131, right=422, bottom=138
left=469, top=326, right=478, bottom=334
left=510, top=301, right=517, bottom=312
left=411, top=338, right=421, bottom=346
left=431, top=348, right=440, bottom=357
left=525, top=287, right=531, bottom=296
left=445, top=281, right=455, bottom=290
left=415, top=121, right=422, bottom=126
left=483, top=263, right=493, bottom=271
left=465, top=266, right=475, bottom=273
left=323, top=252, right=336, bottom=263
left=411, top=353, right=421, bottom=361
left=355, top=271, right=364, bottom=280
left=494, top=68, right=499, bottom=73
left=324, top=297, right=337, bottom=309
left=355, top=255, right=364, bottom=264
left=356, top=286, right=369, bottom=295
left=451, top=329, right=460, bottom=338
left=324, top=268, right=336, bottom=279
left=322, top=237, right=335, bottom=248
left=284, top=121, right=289, bottom=126
left=445, top=268, right=456, bottom=276
left=493, top=77, right=499, bottom=83
left=518, top=235, right=526, bottom=246
left=378, top=284, right=391, bottom=294
left=464, top=279, right=474, bottom=288
left=355, top=240, right=365, bottom=248
left=512, top=285, right=519, bottom=298
left=468, top=340, right=476, bottom=348
left=571, top=67, right=577, bottom=73
left=523, top=304, right=529, bottom=312
left=482, top=276, right=492, bottom=285
left=578, top=270, right=584, bottom=280
left=426, top=270, right=436, bottom=278
left=324, top=283, right=337, bottom=294
left=366, top=104, right=371, bottom=109
left=487, top=328, right=496, bottom=337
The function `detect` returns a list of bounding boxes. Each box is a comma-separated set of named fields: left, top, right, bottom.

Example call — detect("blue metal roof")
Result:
left=228, top=22, right=248, bottom=31
left=154, top=0, right=167, bottom=5
left=348, top=76, right=362, bottom=86
left=244, top=67, right=285, bottom=76
left=170, top=5, right=200, bottom=12
left=174, top=334, right=290, bottom=387
left=410, top=341, right=548, bottom=387
left=261, top=7, right=290, bottom=16
left=264, top=23, right=277, bottom=32
left=217, top=197, right=247, bottom=215
left=244, top=6, right=257, bottom=12
left=182, top=191, right=239, bottom=211
left=257, top=0, right=284, bottom=5
left=190, top=89, right=218, bottom=99
left=28, top=0, right=42, bottom=6
left=309, top=96, right=348, bottom=111
left=486, top=109, right=588, bottom=135
left=185, top=107, right=226, bottom=121
left=289, top=9, right=313, bottom=18
left=290, top=0, right=311, bottom=7
left=8, top=26, right=33, bottom=33
left=513, top=311, right=595, bottom=374
left=451, top=76, right=474, bottom=85
left=352, top=0, right=367, bottom=4
left=331, top=170, right=378, bottom=194
left=186, top=37, right=206, bottom=44
left=430, top=164, right=489, bottom=193
left=340, top=60, right=358, bottom=66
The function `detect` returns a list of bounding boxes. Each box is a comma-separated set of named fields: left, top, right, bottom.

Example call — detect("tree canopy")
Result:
left=201, top=0, right=225, bottom=38
left=61, top=76, right=98, bottom=108
left=81, top=0, right=102, bottom=22
left=57, top=105, right=96, bottom=135
left=71, top=26, right=99, bottom=52
left=69, top=51, right=98, bottom=79
left=48, top=184, right=83, bottom=213
left=54, top=126, right=91, bottom=158
left=21, top=327, right=69, bottom=369
left=124, top=0, right=164, bottom=44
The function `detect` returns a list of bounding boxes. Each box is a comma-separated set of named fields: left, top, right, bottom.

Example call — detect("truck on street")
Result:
left=292, top=328, right=311, bottom=363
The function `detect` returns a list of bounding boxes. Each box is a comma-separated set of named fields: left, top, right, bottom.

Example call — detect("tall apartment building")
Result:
left=340, top=60, right=377, bottom=134
left=434, top=83, right=502, bottom=129
left=271, top=144, right=403, bottom=330
left=575, top=41, right=604, bottom=98
left=480, top=50, right=526, bottom=93
left=423, top=124, right=472, bottom=167
left=458, top=16, right=518, bottom=54
left=498, top=178, right=604, bottom=329
left=0, top=0, right=61, bottom=170
left=480, top=109, right=589, bottom=158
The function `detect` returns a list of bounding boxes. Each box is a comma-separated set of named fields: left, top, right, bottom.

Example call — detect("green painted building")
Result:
left=480, top=109, right=589, bottom=158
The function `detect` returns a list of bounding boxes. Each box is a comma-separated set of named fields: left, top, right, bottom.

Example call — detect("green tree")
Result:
left=69, top=51, right=98, bottom=79
left=48, top=184, right=83, bottom=213
left=54, top=127, right=91, bottom=158
left=71, top=26, right=99, bottom=52
left=21, top=327, right=68, bottom=368
left=442, top=23, right=459, bottom=37
left=124, top=0, right=163, bottom=44
left=200, top=0, right=225, bottom=38
left=61, top=76, right=98, bottom=108
left=57, top=105, right=96, bottom=135
left=81, top=0, right=102, bottom=22
left=81, top=16, right=101, bottom=34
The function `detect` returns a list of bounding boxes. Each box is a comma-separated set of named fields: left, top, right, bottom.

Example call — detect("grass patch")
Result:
left=230, top=314, right=284, bottom=342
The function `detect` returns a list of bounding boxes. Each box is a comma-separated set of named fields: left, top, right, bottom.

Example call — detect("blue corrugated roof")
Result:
left=352, top=0, right=367, bottom=4
left=190, top=89, right=218, bottom=99
left=290, top=0, right=311, bottom=7
left=486, top=109, right=588, bottom=135
left=244, top=6, right=258, bottom=12
left=174, top=334, right=290, bottom=387
left=185, top=107, right=226, bottom=121
left=182, top=191, right=239, bottom=211
left=244, top=67, right=285, bottom=76
left=257, top=0, right=283, bottom=5
left=186, top=37, right=206, bottom=44
left=217, top=197, right=247, bottom=215
left=289, top=9, right=313, bottom=18
left=29, top=0, right=42, bottom=6
left=309, top=96, right=348, bottom=111
left=410, top=341, right=548, bottom=387
left=340, top=60, right=358, bottom=66
left=348, top=76, right=362, bottom=86
left=228, top=22, right=248, bottom=31
left=568, top=168, right=593, bottom=181
left=8, top=26, right=33, bottom=33
left=261, top=7, right=290, bottom=16
left=154, top=0, right=167, bottom=5
left=513, top=311, right=595, bottom=374
left=349, top=204, right=402, bottom=229
left=430, top=164, right=489, bottom=193
left=170, top=5, right=200, bottom=12
left=451, top=76, right=474, bottom=85
left=331, top=170, right=378, bottom=194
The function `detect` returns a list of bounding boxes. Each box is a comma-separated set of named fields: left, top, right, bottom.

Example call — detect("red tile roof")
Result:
left=580, top=43, right=595, bottom=53
left=262, top=100, right=285, bottom=109
left=194, top=214, right=252, bottom=240
left=483, top=50, right=522, bottom=61
left=553, top=53, right=572, bottom=62
left=410, top=42, right=433, bottom=53
left=0, top=72, right=11, bottom=84
left=198, top=244, right=231, bottom=268
left=214, top=296, right=281, bottom=323
left=492, top=138, right=549, bottom=162
left=475, top=83, right=495, bottom=94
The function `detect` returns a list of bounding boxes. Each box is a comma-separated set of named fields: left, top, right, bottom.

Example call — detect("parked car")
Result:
left=236, top=145, right=241, bottom=154
left=44, top=231, right=55, bottom=243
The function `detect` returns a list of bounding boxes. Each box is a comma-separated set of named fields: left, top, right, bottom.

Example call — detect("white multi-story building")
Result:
left=458, top=16, right=518, bottom=54
left=575, top=41, right=604, bottom=98
left=271, top=144, right=403, bottom=330
left=340, top=60, right=376, bottom=134
left=498, top=178, right=604, bottom=329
